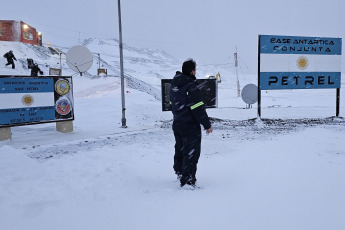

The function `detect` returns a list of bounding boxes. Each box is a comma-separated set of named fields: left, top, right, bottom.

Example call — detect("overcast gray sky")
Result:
left=2, top=0, right=344, bottom=73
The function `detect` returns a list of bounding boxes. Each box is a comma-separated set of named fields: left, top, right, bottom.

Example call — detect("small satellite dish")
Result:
left=66, top=46, right=93, bottom=75
left=241, top=84, right=258, bottom=105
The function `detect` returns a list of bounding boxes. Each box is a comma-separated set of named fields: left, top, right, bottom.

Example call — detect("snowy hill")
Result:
left=1, top=40, right=345, bottom=230
left=0, top=39, right=182, bottom=99
left=0, top=39, right=248, bottom=99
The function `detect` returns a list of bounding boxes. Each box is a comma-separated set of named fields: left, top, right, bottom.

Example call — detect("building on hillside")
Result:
left=0, top=20, right=42, bottom=46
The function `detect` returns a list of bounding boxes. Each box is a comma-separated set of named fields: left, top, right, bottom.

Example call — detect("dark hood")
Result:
left=171, top=71, right=196, bottom=87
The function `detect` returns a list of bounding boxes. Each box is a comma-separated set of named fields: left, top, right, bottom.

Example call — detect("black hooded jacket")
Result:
left=4, top=51, right=16, bottom=62
left=170, top=71, right=211, bottom=133
left=31, top=65, right=42, bottom=77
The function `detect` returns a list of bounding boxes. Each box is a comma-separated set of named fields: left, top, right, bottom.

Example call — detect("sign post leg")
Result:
left=56, top=121, right=73, bottom=133
left=0, top=127, right=11, bottom=141
left=258, top=90, right=261, bottom=118
left=257, top=35, right=261, bottom=118
left=336, top=88, right=340, bottom=117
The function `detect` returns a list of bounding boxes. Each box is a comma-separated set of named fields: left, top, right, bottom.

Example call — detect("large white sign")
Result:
left=259, top=35, right=342, bottom=90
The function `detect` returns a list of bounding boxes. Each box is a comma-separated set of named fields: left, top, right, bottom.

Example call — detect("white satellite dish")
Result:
left=66, top=46, right=93, bottom=75
left=241, top=84, right=258, bottom=105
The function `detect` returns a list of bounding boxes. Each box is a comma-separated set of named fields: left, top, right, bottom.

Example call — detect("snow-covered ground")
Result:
left=1, top=41, right=345, bottom=230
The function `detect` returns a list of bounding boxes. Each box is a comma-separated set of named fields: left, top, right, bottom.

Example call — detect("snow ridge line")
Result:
left=19, top=117, right=345, bottom=161
left=210, top=117, right=345, bottom=128
left=160, top=117, right=345, bottom=130
left=26, top=127, right=161, bottom=160
left=125, top=73, right=161, bottom=100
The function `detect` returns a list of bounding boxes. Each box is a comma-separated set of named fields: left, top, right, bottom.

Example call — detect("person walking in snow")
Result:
left=170, top=58, right=213, bottom=188
left=3, top=50, right=17, bottom=69
left=30, top=64, right=43, bottom=77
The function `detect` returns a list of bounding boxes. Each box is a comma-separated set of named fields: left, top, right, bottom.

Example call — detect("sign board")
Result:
left=258, top=35, right=342, bottom=117
left=0, top=76, right=74, bottom=127
left=161, top=79, right=218, bottom=111
left=259, top=35, right=342, bottom=90
left=49, top=68, right=62, bottom=76
left=97, top=68, right=107, bottom=76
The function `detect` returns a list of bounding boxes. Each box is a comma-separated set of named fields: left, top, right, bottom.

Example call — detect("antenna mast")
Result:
left=234, top=47, right=241, bottom=97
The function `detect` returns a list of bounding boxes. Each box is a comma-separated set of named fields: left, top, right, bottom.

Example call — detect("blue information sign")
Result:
left=0, top=107, right=55, bottom=125
left=0, top=76, right=74, bottom=127
left=260, top=35, right=342, bottom=55
left=0, top=78, right=53, bottom=93
left=260, top=72, right=341, bottom=90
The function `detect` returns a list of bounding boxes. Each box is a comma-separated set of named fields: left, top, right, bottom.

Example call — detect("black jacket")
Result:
left=4, top=52, right=16, bottom=62
left=31, top=65, right=43, bottom=77
left=170, top=71, right=211, bottom=132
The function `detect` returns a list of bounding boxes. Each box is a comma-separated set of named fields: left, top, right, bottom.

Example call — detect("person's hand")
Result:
left=206, top=127, right=213, bottom=134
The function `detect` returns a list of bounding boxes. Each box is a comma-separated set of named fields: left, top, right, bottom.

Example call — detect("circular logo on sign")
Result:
left=55, top=98, right=72, bottom=115
left=296, top=56, right=309, bottom=70
left=21, top=94, right=34, bottom=106
left=55, top=79, right=70, bottom=96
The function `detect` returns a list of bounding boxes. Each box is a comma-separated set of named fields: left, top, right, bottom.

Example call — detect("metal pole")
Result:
left=118, top=0, right=127, bottom=128
left=258, top=35, right=261, bottom=118
left=59, top=52, right=62, bottom=76
left=336, top=88, right=340, bottom=117
left=98, top=53, right=101, bottom=69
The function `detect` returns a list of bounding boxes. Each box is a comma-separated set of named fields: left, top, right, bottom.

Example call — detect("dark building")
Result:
left=0, top=20, right=42, bottom=46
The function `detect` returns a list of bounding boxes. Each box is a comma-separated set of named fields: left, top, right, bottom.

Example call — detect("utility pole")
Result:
left=118, top=0, right=127, bottom=128
left=59, top=52, right=62, bottom=76
left=234, top=47, right=241, bottom=97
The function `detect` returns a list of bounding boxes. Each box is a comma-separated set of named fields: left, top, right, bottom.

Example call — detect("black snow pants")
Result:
left=6, top=59, right=15, bottom=69
left=173, top=125, right=201, bottom=184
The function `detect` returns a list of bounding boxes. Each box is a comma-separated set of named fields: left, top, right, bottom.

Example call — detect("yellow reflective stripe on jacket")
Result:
left=190, top=101, right=204, bottom=110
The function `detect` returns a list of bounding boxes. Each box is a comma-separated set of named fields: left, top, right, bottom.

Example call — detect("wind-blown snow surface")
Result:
left=1, top=41, right=345, bottom=230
